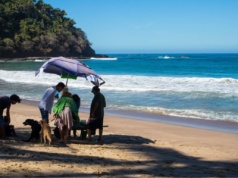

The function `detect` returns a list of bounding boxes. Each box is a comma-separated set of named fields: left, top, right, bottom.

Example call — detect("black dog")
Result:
left=22, top=119, right=41, bottom=142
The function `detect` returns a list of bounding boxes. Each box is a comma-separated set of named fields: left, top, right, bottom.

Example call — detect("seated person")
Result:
left=70, top=94, right=81, bottom=138
left=52, top=88, right=80, bottom=143
left=72, top=94, right=81, bottom=109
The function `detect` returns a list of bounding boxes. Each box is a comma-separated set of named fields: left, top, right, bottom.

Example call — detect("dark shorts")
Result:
left=39, top=108, right=49, bottom=122
left=86, top=117, right=103, bottom=132
left=0, top=116, right=4, bottom=126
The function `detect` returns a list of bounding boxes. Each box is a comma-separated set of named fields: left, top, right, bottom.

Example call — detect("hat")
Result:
left=91, top=86, right=100, bottom=92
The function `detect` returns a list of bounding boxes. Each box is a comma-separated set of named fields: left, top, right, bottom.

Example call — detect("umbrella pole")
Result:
left=66, top=78, right=68, bottom=86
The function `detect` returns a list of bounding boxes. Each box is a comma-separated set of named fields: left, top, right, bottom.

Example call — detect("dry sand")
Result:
left=0, top=100, right=238, bottom=177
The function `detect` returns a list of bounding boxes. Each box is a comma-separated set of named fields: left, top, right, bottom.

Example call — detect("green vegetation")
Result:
left=0, top=0, right=95, bottom=58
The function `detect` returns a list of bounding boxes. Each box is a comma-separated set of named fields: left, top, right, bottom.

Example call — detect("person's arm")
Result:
left=103, top=95, right=106, bottom=108
left=40, top=87, right=55, bottom=110
left=100, top=81, right=105, bottom=86
left=91, top=80, right=106, bottom=86
left=52, top=97, right=64, bottom=115
left=6, top=107, right=10, bottom=124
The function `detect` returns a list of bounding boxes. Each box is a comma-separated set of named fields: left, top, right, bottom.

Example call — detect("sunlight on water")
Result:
left=1, top=53, right=238, bottom=122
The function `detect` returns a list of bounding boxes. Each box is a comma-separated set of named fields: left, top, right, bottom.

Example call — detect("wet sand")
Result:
left=0, top=100, right=238, bottom=177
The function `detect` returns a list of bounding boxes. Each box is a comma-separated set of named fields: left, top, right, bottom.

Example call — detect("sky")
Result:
left=44, top=0, right=238, bottom=54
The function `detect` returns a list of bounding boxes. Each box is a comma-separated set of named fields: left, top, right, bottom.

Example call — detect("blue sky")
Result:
left=44, top=0, right=238, bottom=54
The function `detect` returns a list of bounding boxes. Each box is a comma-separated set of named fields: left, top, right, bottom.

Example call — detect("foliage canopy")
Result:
left=0, top=0, right=95, bottom=58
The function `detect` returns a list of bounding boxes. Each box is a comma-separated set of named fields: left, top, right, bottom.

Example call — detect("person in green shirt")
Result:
left=52, top=89, right=80, bottom=143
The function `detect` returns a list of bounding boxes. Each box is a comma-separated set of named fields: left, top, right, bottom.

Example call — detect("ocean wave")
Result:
left=157, top=55, right=190, bottom=59
left=107, top=104, right=238, bottom=122
left=1, top=70, right=238, bottom=94
left=158, top=55, right=174, bottom=59
left=1, top=69, right=238, bottom=123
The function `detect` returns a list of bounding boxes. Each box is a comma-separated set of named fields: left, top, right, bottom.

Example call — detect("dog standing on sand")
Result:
left=38, top=120, right=52, bottom=146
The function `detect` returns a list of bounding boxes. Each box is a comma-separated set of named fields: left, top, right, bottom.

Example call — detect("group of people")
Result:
left=0, top=82, right=106, bottom=143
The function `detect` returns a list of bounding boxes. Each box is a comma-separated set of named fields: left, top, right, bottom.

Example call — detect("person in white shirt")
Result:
left=38, top=82, right=65, bottom=123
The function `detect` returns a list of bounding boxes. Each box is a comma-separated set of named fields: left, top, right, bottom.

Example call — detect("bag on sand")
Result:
left=4, top=116, right=16, bottom=136
left=5, top=125, right=16, bottom=136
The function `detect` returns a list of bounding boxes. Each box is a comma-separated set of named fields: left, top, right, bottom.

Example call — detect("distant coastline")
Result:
left=0, top=56, right=89, bottom=62
left=0, top=54, right=110, bottom=62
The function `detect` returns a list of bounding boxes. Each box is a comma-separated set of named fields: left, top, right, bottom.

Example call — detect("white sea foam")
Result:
left=157, top=55, right=190, bottom=59
left=1, top=69, right=238, bottom=122
left=1, top=70, right=238, bottom=95
left=90, top=57, right=117, bottom=60
left=158, top=55, right=174, bottom=59
left=110, top=105, right=238, bottom=122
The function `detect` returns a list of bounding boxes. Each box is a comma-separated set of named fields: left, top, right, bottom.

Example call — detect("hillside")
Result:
left=0, top=0, right=96, bottom=59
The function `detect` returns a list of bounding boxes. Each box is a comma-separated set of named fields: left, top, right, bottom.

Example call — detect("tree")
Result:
left=0, top=0, right=95, bottom=58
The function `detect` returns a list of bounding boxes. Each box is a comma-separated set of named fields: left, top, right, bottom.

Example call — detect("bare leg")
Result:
left=59, top=128, right=64, bottom=142
left=87, top=129, right=92, bottom=141
left=68, top=130, right=71, bottom=138
left=98, top=129, right=103, bottom=141
left=73, top=129, right=77, bottom=137
left=63, top=126, right=69, bottom=143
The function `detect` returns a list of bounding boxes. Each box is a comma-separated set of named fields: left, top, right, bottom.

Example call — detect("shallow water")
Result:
left=1, top=53, right=238, bottom=124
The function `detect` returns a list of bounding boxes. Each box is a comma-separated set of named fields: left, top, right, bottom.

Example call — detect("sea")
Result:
left=1, top=53, right=238, bottom=133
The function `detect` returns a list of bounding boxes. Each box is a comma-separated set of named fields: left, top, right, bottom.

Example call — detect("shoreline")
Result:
left=0, top=56, right=91, bottom=62
left=105, top=109, right=238, bottom=134
left=1, top=98, right=238, bottom=177
left=22, top=99, right=238, bottom=134
left=0, top=54, right=110, bottom=62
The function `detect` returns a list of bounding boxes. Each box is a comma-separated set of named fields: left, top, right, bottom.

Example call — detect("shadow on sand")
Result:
left=0, top=127, right=237, bottom=177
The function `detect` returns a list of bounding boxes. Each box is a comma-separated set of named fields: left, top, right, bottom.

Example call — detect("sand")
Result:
left=0, top=100, right=238, bottom=177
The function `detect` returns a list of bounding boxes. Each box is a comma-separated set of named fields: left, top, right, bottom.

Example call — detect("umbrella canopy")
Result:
left=35, top=56, right=104, bottom=85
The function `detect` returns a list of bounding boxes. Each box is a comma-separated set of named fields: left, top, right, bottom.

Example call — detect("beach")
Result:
left=0, top=100, right=238, bottom=177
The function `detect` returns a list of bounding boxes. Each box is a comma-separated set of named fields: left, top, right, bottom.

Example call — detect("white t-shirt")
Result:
left=38, top=86, right=56, bottom=113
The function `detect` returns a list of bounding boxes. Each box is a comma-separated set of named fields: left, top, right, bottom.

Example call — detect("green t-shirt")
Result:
left=52, top=97, right=80, bottom=123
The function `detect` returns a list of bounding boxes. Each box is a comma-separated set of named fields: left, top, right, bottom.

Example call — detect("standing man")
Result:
left=0, top=94, right=21, bottom=138
left=87, top=86, right=106, bottom=142
left=38, top=82, right=65, bottom=123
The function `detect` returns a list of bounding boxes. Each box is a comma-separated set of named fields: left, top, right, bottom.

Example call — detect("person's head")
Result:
left=61, top=87, right=72, bottom=98
left=91, top=86, right=100, bottom=95
left=62, top=87, right=69, bottom=93
left=10, top=94, right=21, bottom=104
left=72, top=94, right=80, bottom=109
left=56, top=82, right=65, bottom=92
left=72, top=94, right=80, bottom=103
